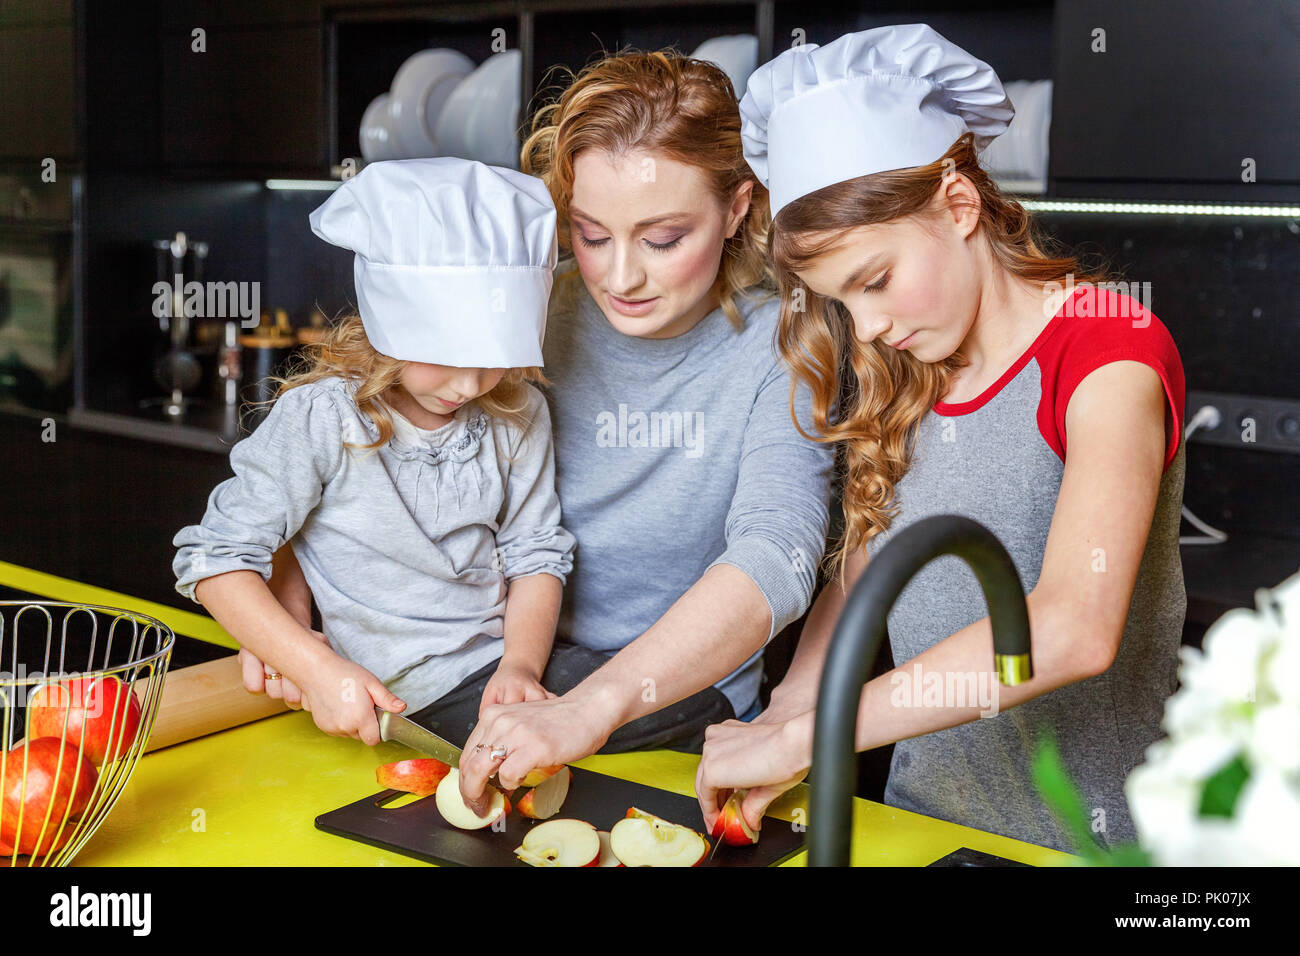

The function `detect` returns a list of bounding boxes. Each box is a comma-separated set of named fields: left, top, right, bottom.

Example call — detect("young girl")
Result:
left=173, top=157, right=576, bottom=748
left=696, top=24, right=1186, bottom=853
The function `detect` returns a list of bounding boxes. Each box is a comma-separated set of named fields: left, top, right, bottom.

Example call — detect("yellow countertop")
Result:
left=73, top=710, right=1077, bottom=867
left=0, top=562, right=1075, bottom=867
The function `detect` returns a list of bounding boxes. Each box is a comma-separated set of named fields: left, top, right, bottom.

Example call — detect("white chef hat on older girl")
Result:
left=739, top=23, right=1016, bottom=218
left=309, top=157, right=558, bottom=368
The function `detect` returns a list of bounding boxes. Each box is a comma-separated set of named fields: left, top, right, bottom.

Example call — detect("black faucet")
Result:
left=807, top=514, right=1034, bottom=866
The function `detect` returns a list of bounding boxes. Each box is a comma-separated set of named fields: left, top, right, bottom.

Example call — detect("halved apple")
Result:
left=609, top=807, right=709, bottom=867
left=514, top=819, right=600, bottom=867
left=516, top=767, right=572, bottom=820
left=711, top=790, right=760, bottom=846
left=434, top=768, right=507, bottom=830
left=595, top=830, right=622, bottom=867
left=376, top=758, right=450, bottom=796
left=518, top=764, right=566, bottom=788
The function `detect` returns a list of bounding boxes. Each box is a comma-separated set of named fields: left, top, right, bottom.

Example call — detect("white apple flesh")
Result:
left=516, top=767, right=572, bottom=820
left=514, top=819, right=601, bottom=867
left=434, top=768, right=507, bottom=830
left=609, top=808, right=709, bottom=867
left=595, top=830, right=622, bottom=867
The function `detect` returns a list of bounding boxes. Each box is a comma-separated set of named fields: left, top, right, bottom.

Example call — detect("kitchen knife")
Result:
left=375, top=705, right=464, bottom=766
left=374, top=705, right=505, bottom=792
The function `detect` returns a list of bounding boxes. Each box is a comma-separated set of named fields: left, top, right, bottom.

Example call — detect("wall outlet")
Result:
left=1187, top=390, right=1300, bottom=455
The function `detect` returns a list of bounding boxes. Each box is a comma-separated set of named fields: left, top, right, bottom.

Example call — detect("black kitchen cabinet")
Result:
left=0, top=406, right=235, bottom=611
left=1050, top=0, right=1300, bottom=200
left=0, top=0, right=77, bottom=163
left=159, top=21, right=328, bottom=175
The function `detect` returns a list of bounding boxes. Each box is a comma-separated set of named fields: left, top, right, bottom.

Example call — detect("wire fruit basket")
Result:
left=0, top=601, right=173, bottom=866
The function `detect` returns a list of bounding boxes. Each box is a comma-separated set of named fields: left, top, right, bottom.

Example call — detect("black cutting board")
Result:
left=315, top=766, right=808, bottom=867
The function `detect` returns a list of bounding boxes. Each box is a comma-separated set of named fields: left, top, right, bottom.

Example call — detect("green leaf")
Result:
left=1031, top=730, right=1108, bottom=865
left=1031, top=728, right=1152, bottom=866
left=1198, top=753, right=1250, bottom=819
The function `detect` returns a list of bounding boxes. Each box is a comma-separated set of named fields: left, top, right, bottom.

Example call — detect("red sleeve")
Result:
left=1035, top=284, right=1186, bottom=472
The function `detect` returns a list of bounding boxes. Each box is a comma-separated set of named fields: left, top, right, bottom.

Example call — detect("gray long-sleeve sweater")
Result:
left=540, top=266, right=835, bottom=716
left=172, top=377, right=576, bottom=713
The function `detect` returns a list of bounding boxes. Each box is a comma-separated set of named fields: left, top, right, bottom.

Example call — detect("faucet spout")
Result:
left=807, top=514, right=1033, bottom=866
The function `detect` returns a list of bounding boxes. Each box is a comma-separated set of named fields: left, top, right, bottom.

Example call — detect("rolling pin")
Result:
left=145, top=655, right=290, bottom=753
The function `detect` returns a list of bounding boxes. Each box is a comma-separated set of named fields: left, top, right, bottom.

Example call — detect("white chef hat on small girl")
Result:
left=739, top=24, right=1016, bottom=218
left=308, top=157, right=558, bottom=368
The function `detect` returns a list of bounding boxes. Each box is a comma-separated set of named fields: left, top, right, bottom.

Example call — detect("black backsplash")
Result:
left=84, top=184, right=1300, bottom=542
left=1035, top=211, right=1299, bottom=542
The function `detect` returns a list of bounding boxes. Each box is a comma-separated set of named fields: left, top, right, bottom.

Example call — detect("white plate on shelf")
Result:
left=984, top=79, right=1052, bottom=182
left=690, top=34, right=758, bottom=98
left=359, top=92, right=402, bottom=161
left=434, top=49, right=522, bottom=168
left=388, top=47, right=476, bottom=158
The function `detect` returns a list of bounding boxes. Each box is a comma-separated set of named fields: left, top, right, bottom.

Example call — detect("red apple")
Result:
left=711, top=790, right=760, bottom=846
left=1, top=738, right=97, bottom=855
left=610, top=807, right=708, bottom=867
left=434, top=768, right=508, bottom=830
left=29, top=675, right=143, bottom=765
left=516, top=767, right=572, bottom=820
left=376, top=758, right=450, bottom=796
left=519, top=764, right=566, bottom=788
left=514, top=819, right=601, bottom=867
left=0, top=819, right=78, bottom=857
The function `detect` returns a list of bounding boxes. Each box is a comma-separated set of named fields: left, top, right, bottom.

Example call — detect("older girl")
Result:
left=696, top=25, right=1186, bottom=853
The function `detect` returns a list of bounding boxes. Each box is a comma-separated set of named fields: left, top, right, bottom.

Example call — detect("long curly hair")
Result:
left=520, top=47, right=775, bottom=327
left=771, top=132, right=1113, bottom=586
left=268, top=314, right=545, bottom=452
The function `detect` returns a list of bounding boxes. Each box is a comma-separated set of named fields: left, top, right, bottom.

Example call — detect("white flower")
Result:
left=1126, top=568, right=1300, bottom=865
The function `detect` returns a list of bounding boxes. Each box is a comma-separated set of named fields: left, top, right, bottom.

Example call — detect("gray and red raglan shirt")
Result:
left=866, top=283, right=1187, bottom=853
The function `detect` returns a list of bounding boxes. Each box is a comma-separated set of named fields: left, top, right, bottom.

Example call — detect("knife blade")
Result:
left=375, top=705, right=464, bottom=766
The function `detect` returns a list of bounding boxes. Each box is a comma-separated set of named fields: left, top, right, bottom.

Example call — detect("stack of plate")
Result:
left=359, top=48, right=523, bottom=168
left=689, top=34, right=758, bottom=98
left=983, top=79, right=1053, bottom=189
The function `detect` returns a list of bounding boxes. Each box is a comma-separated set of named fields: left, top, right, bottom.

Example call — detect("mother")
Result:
left=247, top=51, right=833, bottom=799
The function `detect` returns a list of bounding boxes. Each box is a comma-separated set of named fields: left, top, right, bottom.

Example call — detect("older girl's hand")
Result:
left=239, top=628, right=330, bottom=710
left=695, top=711, right=814, bottom=837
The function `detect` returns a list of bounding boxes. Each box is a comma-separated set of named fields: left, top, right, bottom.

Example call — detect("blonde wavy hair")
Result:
left=772, top=132, right=1113, bottom=585
left=268, top=314, right=545, bottom=452
left=520, top=47, right=774, bottom=328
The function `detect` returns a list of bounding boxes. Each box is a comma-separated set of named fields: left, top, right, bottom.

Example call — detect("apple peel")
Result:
left=376, top=758, right=450, bottom=796
left=711, top=790, right=760, bottom=846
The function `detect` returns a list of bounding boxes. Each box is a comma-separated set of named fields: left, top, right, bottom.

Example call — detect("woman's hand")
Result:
left=240, top=628, right=330, bottom=710
left=241, top=544, right=320, bottom=709
left=479, top=659, right=556, bottom=718
left=457, top=694, right=615, bottom=813
left=695, top=711, right=814, bottom=836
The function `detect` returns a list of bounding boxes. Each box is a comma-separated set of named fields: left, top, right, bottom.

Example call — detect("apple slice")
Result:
left=434, top=768, right=507, bottom=830
left=514, top=819, right=600, bottom=867
left=519, top=764, right=566, bottom=788
left=376, top=758, right=450, bottom=796
left=610, top=807, right=709, bottom=867
left=516, top=767, right=572, bottom=820
left=711, top=790, right=760, bottom=846
left=595, top=830, right=622, bottom=867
